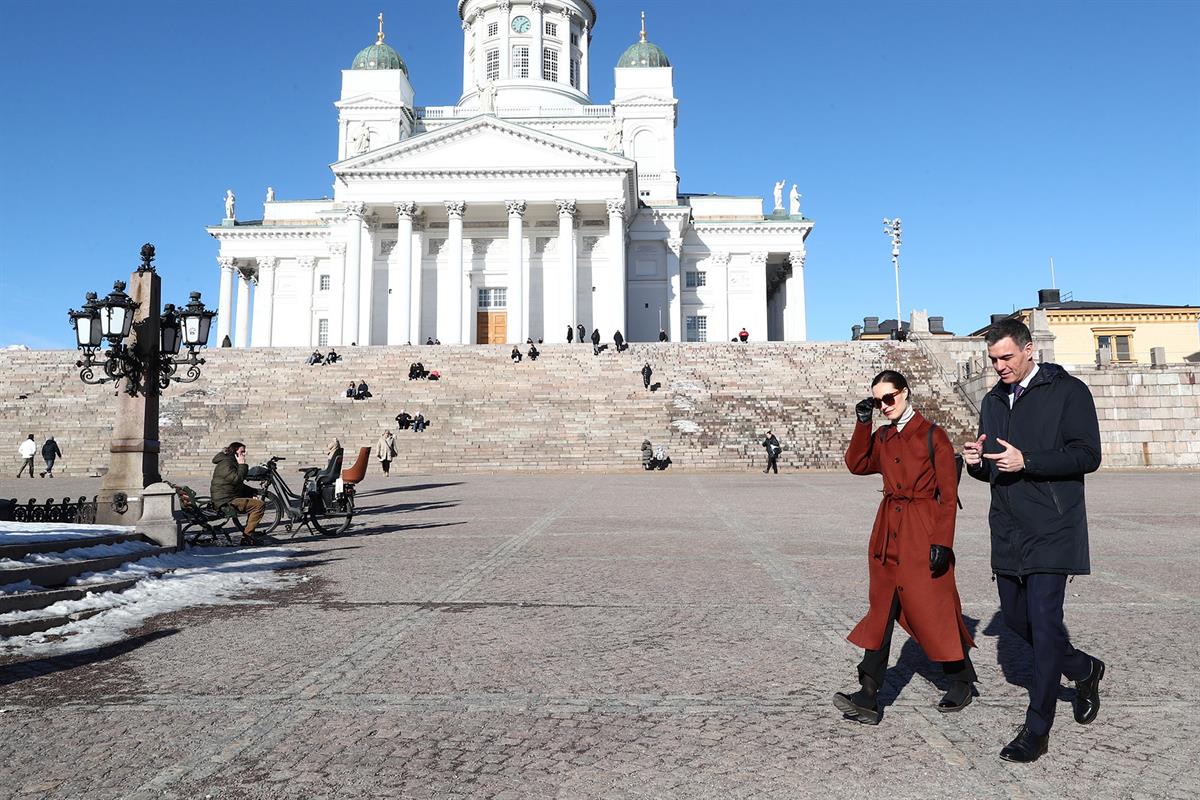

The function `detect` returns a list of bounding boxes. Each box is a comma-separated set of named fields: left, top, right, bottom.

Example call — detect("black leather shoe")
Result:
left=937, top=681, right=974, bottom=712
left=833, top=689, right=881, bottom=725
left=1073, top=657, right=1106, bottom=725
left=999, top=725, right=1048, bottom=763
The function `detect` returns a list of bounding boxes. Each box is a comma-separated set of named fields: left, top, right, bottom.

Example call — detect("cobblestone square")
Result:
left=1, top=471, right=1197, bottom=799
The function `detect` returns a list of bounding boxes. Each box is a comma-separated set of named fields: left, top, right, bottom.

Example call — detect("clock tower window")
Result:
left=542, top=47, right=558, bottom=81
left=545, top=21, right=557, bottom=37
left=512, top=46, right=530, bottom=78
left=487, top=21, right=498, bottom=37
left=485, top=48, right=500, bottom=81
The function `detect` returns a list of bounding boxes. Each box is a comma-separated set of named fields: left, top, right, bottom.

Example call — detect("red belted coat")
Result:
left=844, top=411, right=974, bottom=662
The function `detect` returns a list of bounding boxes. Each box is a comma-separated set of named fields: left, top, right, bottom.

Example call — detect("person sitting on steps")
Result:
left=325, top=349, right=340, bottom=364
left=355, top=380, right=372, bottom=400
left=511, top=346, right=522, bottom=363
left=395, top=411, right=412, bottom=430
left=528, top=343, right=540, bottom=361
left=307, top=350, right=323, bottom=365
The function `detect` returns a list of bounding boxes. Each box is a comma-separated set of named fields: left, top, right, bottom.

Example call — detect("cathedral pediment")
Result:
left=332, top=115, right=634, bottom=176
left=335, top=93, right=408, bottom=110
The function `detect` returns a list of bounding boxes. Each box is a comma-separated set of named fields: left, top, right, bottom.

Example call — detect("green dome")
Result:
left=617, top=40, right=670, bottom=68
left=352, top=41, right=408, bottom=74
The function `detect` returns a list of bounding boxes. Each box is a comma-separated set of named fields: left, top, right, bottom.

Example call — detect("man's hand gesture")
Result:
left=962, top=434, right=986, bottom=467
left=983, top=438, right=1025, bottom=473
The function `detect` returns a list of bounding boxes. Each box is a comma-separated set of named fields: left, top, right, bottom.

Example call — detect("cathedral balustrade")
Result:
left=416, top=104, right=612, bottom=119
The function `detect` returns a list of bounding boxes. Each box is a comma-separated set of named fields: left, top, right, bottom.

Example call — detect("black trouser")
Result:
left=18, top=457, right=34, bottom=478
left=858, top=591, right=976, bottom=688
left=996, top=573, right=1092, bottom=736
left=765, top=454, right=778, bottom=473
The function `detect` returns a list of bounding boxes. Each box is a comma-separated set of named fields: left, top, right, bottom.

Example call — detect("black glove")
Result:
left=930, top=545, right=954, bottom=577
left=855, top=398, right=875, bottom=423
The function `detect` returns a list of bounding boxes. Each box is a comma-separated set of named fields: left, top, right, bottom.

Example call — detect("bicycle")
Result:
left=246, top=453, right=355, bottom=537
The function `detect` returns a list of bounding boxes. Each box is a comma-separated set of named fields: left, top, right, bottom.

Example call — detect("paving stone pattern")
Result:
left=1, top=471, right=1197, bottom=799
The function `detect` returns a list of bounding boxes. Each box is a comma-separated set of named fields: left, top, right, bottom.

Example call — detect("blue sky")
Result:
left=1, top=0, right=1197, bottom=348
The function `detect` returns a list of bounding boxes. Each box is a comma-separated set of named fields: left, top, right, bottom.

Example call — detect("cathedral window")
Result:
left=686, top=315, right=708, bottom=343
left=485, top=48, right=500, bottom=81
left=542, top=48, right=558, bottom=82
left=317, top=319, right=329, bottom=347
left=319, top=274, right=331, bottom=291
left=570, top=32, right=579, bottom=46
left=487, top=21, right=499, bottom=37
left=569, top=58, right=579, bottom=88
left=478, top=287, right=508, bottom=309
left=545, top=21, right=557, bottom=37
left=512, top=46, right=530, bottom=78
left=685, top=271, right=707, bottom=288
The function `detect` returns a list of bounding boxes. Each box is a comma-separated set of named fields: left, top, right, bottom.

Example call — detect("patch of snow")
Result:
left=672, top=419, right=702, bottom=434
left=0, top=540, right=158, bottom=571
left=0, top=579, right=37, bottom=595
left=672, top=396, right=694, bottom=411
left=0, top=546, right=301, bottom=657
left=0, top=522, right=134, bottom=546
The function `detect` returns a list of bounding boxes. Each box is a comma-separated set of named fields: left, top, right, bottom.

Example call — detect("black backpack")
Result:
left=927, top=425, right=964, bottom=509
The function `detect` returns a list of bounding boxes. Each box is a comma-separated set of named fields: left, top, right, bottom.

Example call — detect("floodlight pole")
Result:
left=883, top=218, right=903, bottom=332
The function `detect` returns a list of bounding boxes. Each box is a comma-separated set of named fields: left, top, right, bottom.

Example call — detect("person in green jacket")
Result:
left=210, top=442, right=266, bottom=546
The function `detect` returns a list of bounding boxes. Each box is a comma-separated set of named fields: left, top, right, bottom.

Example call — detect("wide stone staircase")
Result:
left=0, top=342, right=977, bottom=477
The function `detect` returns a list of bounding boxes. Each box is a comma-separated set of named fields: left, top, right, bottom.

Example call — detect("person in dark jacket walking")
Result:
left=577, top=323, right=586, bottom=343
left=210, top=442, right=267, bottom=546
left=962, top=319, right=1104, bottom=764
left=40, top=437, right=62, bottom=478
left=761, top=431, right=781, bottom=474
left=566, top=324, right=574, bottom=343
left=614, top=330, right=626, bottom=352
left=641, top=362, right=653, bottom=390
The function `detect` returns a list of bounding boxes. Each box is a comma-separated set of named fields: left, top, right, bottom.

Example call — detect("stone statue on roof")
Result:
left=265, top=186, right=275, bottom=203
left=224, top=189, right=236, bottom=220
left=789, top=184, right=801, bottom=217
left=773, top=180, right=785, bottom=212
left=353, top=125, right=372, bottom=154
left=479, top=81, right=497, bottom=114
left=607, top=117, right=623, bottom=153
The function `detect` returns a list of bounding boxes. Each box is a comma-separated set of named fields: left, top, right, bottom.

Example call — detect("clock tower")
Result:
left=458, top=0, right=597, bottom=108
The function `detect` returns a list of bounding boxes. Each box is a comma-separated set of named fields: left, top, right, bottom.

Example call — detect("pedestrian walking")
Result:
left=834, top=369, right=976, bottom=725
left=761, top=431, right=781, bottom=474
left=566, top=324, right=574, bottom=343
left=614, top=330, right=626, bottom=352
left=577, top=323, right=586, bottom=344
left=16, top=434, right=36, bottom=478
left=40, top=436, right=62, bottom=478
left=962, top=319, right=1105, bottom=763
left=376, top=430, right=398, bottom=477
left=641, top=362, right=653, bottom=389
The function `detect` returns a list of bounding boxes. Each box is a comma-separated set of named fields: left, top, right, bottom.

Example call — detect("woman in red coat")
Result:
left=833, top=370, right=976, bottom=724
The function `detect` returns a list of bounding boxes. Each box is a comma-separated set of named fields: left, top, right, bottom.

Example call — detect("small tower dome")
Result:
left=352, top=12, right=409, bottom=75
left=617, top=12, right=670, bottom=68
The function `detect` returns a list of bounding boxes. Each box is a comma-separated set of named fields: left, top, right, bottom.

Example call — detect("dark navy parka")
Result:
left=967, top=363, right=1101, bottom=577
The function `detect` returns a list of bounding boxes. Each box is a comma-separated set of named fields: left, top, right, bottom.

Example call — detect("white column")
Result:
left=784, top=249, right=808, bottom=342
left=749, top=251, right=770, bottom=341
left=409, top=211, right=425, bottom=344
left=666, top=237, right=683, bottom=343
left=557, top=9, right=572, bottom=87
left=391, top=202, right=416, bottom=345
left=328, top=243, right=347, bottom=346
left=251, top=257, right=277, bottom=346
left=506, top=200, right=526, bottom=343
left=216, top=256, right=235, bottom=346
left=557, top=200, right=577, bottom=338
left=234, top=270, right=252, bottom=348
left=532, top=0, right=544, bottom=80
left=462, top=19, right=473, bottom=96
left=607, top=199, right=626, bottom=337
left=580, top=22, right=590, bottom=96
left=297, top=256, right=315, bottom=346
left=442, top=201, right=466, bottom=344
left=474, top=11, right=486, bottom=87
left=342, top=202, right=366, bottom=344
left=499, top=1, right=512, bottom=80
left=359, top=213, right=376, bottom=345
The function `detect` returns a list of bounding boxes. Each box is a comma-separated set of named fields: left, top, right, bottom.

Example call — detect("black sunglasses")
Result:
left=871, top=391, right=904, bottom=408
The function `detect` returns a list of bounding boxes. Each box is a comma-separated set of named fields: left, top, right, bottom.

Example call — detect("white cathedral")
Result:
left=208, top=0, right=812, bottom=348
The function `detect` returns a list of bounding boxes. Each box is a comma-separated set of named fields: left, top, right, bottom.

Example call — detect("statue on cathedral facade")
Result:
left=789, top=184, right=801, bottom=217
left=773, top=180, right=786, bottom=212
left=224, top=189, right=236, bottom=220
left=265, top=186, right=275, bottom=203
left=607, top=118, right=623, bottom=153
left=479, top=81, right=497, bottom=114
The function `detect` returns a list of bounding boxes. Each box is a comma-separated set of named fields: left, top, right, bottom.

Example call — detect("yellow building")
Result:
left=971, top=290, right=1200, bottom=365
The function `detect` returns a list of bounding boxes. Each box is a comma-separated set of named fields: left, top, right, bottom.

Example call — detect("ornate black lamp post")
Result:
left=68, top=244, right=215, bottom=396
left=65, top=244, right=217, bottom=526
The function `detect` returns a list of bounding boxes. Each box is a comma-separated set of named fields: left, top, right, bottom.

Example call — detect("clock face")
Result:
left=512, top=16, right=531, bottom=33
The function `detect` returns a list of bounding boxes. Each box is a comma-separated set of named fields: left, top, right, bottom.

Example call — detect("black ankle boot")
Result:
left=937, top=681, right=974, bottom=712
left=833, top=675, right=881, bottom=725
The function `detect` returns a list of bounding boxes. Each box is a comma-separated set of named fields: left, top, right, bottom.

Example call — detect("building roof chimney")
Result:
left=1038, top=288, right=1062, bottom=306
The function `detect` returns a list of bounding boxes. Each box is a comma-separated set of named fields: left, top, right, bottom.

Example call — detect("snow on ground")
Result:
left=0, top=540, right=159, bottom=571
left=0, top=546, right=304, bottom=658
left=672, top=419, right=702, bottom=434
left=0, top=522, right=134, bottom=545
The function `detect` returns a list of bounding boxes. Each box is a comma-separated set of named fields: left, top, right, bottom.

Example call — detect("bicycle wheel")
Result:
left=258, top=493, right=282, bottom=535
left=309, top=491, right=353, bottom=536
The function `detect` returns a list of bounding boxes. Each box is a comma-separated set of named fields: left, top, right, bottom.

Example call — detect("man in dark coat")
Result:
left=641, top=362, right=653, bottom=390
left=40, top=436, right=62, bottom=478
left=761, top=431, right=781, bottom=474
left=210, top=442, right=266, bottom=546
left=577, top=323, right=586, bottom=343
left=658, top=329, right=668, bottom=342
left=614, top=330, right=626, bottom=352
left=566, top=325, right=574, bottom=343
left=963, top=319, right=1104, bottom=764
